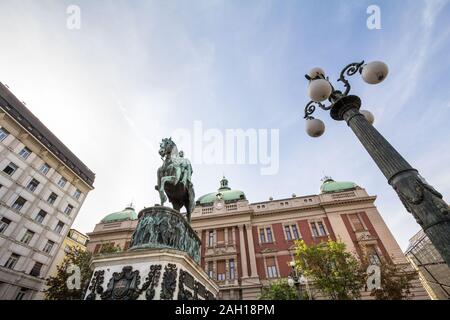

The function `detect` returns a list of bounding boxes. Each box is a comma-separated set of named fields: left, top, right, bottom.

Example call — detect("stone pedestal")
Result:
left=84, top=206, right=218, bottom=300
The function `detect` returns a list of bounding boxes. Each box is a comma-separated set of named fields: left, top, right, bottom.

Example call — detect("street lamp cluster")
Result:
left=304, top=61, right=387, bottom=137
left=300, top=60, right=450, bottom=268
left=287, top=261, right=309, bottom=300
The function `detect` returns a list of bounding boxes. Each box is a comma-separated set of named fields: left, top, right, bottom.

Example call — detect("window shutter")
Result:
left=216, top=229, right=225, bottom=242
left=266, top=257, right=276, bottom=267
left=217, top=260, right=226, bottom=274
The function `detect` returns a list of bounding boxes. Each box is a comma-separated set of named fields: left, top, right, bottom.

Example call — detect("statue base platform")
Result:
left=130, top=206, right=201, bottom=264
left=84, top=248, right=219, bottom=300
left=84, top=206, right=217, bottom=300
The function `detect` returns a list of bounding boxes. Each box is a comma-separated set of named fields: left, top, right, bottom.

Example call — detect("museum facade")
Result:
left=87, top=176, right=428, bottom=299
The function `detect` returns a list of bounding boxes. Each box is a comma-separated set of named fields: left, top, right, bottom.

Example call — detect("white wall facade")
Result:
left=0, top=107, right=93, bottom=300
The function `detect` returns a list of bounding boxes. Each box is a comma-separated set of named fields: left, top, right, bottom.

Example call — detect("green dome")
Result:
left=101, top=206, right=138, bottom=223
left=197, top=177, right=246, bottom=205
left=320, top=177, right=358, bottom=193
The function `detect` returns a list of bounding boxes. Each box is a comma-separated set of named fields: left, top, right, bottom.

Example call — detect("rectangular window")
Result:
left=0, top=217, right=12, bottom=234
left=229, top=259, right=235, bottom=280
left=43, top=240, right=55, bottom=254
left=34, top=210, right=47, bottom=224
left=4, top=253, right=20, bottom=269
left=292, top=224, right=300, bottom=240
left=3, top=162, right=18, bottom=176
left=26, top=178, right=40, bottom=192
left=266, top=227, right=273, bottom=243
left=21, top=229, right=35, bottom=244
left=228, top=228, right=233, bottom=244
left=40, top=163, right=50, bottom=175
left=93, top=244, right=101, bottom=254
left=12, top=196, right=27, bottom=211
left=15, top=288, right=27, bottom=300
left=47, top=192, right=58, bottom=205
left=259, top=228, right=266, bottom=243
left=207, top=261, right=214, bottom=278
left=18, top=147, right=31, bottom=159
left=349, top=214, right=365, bottom=232
left=285, top=225, right=292, bottom=240
left=30, top=262, right=43, bottom=277
left=217, top=260, right=226, bottom=281
left=216, top=229, right=225, bottom=244
left=57, top=177, right=67, bottom=188
left=64, top=204, right=74, bottom=215
left=0, top=127, right=10, bottom=141
left=311, top=222, right=319, bottom=237
left=208, top=231, right=214, bottom=247
left=367, top=245, right=381, bottom=265
left=266, top=257, right=278, bottom=278
left=74, top=189, right=82, bottom=200
left=55, top=221, right=64, bottom=234
left=317, top=221, right=327, bottom=236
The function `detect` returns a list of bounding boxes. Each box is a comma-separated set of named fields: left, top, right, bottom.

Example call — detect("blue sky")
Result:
left=0, top=0, right=449, bottom=250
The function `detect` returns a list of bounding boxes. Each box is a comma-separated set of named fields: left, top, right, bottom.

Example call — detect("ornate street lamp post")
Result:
left=303, top=61, right=450, bottom=267
left=288, top=261, right=307, bottom=300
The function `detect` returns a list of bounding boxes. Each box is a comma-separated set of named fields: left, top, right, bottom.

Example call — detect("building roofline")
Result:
left=0, top=82, right=95, bottom=187
left=250, top=194, right=318, bottom=205
left=68, top=228, right=89, bottom=238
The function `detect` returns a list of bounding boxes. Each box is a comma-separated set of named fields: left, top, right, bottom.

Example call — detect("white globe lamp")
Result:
left=306, top=118, right=325, bottom=137
left=360, top=109, right=375, bottom=124
left=307, top=67, right=326, bottom=79
left=361, top=61, right=389, bottom=84
left=308, top=79, right=332, bottom=102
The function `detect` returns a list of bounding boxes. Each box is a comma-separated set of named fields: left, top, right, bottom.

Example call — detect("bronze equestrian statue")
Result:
left=155, top=138, right=195, bottom=223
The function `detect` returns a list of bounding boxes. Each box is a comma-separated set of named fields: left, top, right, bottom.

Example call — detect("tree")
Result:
left=97, top=242, right=122, bottom=254
left=294, top=239, right=365, bottom=300
left=44, top=242, right=121, bottom=300
left=258, top=279, right=298, bottom=300
left=359, top=250, right=417, bottom=300
left=44, top=247, right=92, bottom=300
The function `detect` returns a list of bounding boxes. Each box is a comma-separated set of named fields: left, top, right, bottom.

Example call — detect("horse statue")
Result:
left=155, top=138, right=195, bottom=223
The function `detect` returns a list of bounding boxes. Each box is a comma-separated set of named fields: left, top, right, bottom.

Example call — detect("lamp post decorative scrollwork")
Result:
left=302, top=60, right=450, bottom=267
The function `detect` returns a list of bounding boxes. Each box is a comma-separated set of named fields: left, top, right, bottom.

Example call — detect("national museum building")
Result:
left=87, top=176, right=428, bottom=300
left=0, top=83, right=95, bottom=299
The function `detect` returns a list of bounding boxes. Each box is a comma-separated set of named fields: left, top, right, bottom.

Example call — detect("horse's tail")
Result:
left=187, top=182, right=196, bottom=214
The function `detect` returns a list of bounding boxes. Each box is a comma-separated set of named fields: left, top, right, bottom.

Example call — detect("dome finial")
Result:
left=126, top=199, right=135, bottom=210
left=321, top=176, right=334, bottom=183
left=219, top=175, right=230, bottom=191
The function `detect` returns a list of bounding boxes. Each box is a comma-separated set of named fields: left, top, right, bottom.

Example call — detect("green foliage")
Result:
left=360, top=252, right=417, bottom=300
left=44, top=242, right=121, bottom=300
left=258, top=279, right=298, bottom=300
left=44, top=247, right=92, bottom=300
left=295, top=239, right=364, bottom=300
left=97, top=241, right=122, bottom=254
left=294, top=239, right=419, bottom=300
